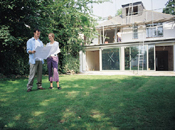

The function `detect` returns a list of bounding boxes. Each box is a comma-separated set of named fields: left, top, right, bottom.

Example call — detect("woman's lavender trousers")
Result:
left=47, top=56, right=59, bottom=82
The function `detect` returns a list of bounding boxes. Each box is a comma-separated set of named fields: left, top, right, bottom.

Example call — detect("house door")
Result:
left=86, top=50, right=100, bottom=71
left=156, top=46, right=173, bottom=71
left=156, top=51, right=168, bottom=71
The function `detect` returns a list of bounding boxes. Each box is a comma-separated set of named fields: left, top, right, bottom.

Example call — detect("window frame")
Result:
left=133, top=25, right=138, bottom=39
left=126, top=6, right=138, bottom=16
left=146, top=23, right=163, bottom=38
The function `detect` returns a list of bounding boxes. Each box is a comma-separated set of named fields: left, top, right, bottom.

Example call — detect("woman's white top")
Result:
left=46, top=41, right=60, bottom=57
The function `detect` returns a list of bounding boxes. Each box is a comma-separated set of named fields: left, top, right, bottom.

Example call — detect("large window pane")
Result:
left=133, top=25, right=138, bottom=39
left=138, top=45, right=147, bottom=70
left=142, top=45, right=147, bottom=70
left=158, top=26, right=163, bottom=36
left=125, top=46, right=147, bottom=70
left=131, top=46, right=139, bottom=70
left=153, top=28, right=156, bottom=37
left=125, top=47, right=130, bottom=70
left=148, top=45, right=154, bottom=70
left=146, top=28, right=150, bottom=37
left=131, top=46, right=147, bottom=70
left=146, top=27, right=155, bottom=37
left=102, top=48, right=120, bottom=70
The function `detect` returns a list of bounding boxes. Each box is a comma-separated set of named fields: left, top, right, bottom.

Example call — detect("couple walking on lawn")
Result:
left=26, top=28, right=61, bottom=92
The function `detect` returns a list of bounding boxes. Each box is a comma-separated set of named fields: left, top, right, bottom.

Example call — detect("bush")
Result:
left=62, top=54, right=79, bottom=74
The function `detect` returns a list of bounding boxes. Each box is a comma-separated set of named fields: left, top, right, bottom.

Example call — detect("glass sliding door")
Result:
left=102, top=48, right=120, bottom=70
left=131, top=46, right=139, bottom=70
left=138, top=45, right=147, bottom=70
left=148, top=45, right=155, bottom=70
left=125, top=47, right=130, bottom=70
left=143, top=45, right=148, bottom=70
left=124, top=45, right=148, bottom=70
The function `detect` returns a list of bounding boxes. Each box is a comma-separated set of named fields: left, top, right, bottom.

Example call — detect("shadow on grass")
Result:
left=0, top=75, right=175, bottom=129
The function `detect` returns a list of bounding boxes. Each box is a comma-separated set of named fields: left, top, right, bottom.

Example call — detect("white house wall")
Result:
left=82, top=52, right=86, bottom=71
left=79, top=51, right=83, bottom=72
left=121, top=27, right=145, bottom=42
left=164, top=21, right=175, bottom=38
left=79, top=51, right=86, bottom=72
left=120, top=47, right=125, bottom=71
left=121, top=28, right=132, bottom=42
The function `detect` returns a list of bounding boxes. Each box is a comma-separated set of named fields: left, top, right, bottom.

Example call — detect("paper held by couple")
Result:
left=34, top=46, right=60, bottom=59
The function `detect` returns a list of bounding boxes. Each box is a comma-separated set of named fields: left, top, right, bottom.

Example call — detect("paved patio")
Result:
left=79, top=71, right=175, bottom=76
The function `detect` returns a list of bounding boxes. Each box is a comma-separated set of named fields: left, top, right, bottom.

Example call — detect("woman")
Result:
left=46, top=33, right=61, bottom=89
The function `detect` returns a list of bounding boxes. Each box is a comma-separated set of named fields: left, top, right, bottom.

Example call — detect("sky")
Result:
left=92, top=0, right=168, bottom=20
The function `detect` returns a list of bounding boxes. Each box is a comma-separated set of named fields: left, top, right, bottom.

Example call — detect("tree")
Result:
left=163, top=0, right=175, bottom=15
left=115, top=8, right=122, bottom=16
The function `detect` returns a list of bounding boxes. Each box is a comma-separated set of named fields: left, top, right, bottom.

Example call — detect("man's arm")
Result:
left=41, top=41, right=44, bottom=47
left=27, top=39, right=36, bottom=54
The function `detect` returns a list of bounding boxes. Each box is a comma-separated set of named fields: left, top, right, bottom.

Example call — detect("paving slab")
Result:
left=79, top=71, right=175, bottom=76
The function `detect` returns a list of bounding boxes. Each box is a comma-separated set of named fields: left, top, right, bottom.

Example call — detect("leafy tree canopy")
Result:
left=115, top=8, right=122, bottom=16
left=163, top=0, right=175, bottom=15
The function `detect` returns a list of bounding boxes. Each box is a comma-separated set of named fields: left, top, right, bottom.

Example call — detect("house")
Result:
left=79, top=1, right=175, bottom=72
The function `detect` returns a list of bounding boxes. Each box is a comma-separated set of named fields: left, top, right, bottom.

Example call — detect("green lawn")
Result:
left=0, top=75, right=175, bottom=130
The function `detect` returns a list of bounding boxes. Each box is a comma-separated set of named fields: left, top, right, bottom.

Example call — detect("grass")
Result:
left=0, top=75, right=175, bottom=130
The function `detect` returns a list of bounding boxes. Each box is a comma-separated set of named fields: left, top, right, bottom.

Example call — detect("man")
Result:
left=26, top=28, right=45, bottom=92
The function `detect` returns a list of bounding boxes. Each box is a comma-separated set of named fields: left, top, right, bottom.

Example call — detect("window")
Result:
left=133, top=25, right=138, bottom=39
left=126, top=6, right=138, bottom=16
left=125, top=47, right=130, bottom=70
left=125, top=46, right=147, bottom=70
left=102, top=48, right=120, bottom=70
left=148, top=45, right=154, bottom=70
left=146, top=23, right=163, bottom=38
left=126, top=8, right=130, bottom=16
left=133, top=6, right=138, bottom=15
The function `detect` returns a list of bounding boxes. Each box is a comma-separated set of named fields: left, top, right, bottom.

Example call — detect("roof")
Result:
left=96, top=16, right=122, bottom=27
left=96, top=10, right=175, bottom=30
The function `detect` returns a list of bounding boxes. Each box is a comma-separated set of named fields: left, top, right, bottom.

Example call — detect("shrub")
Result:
left=62, top=54, right=79, bottom=74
